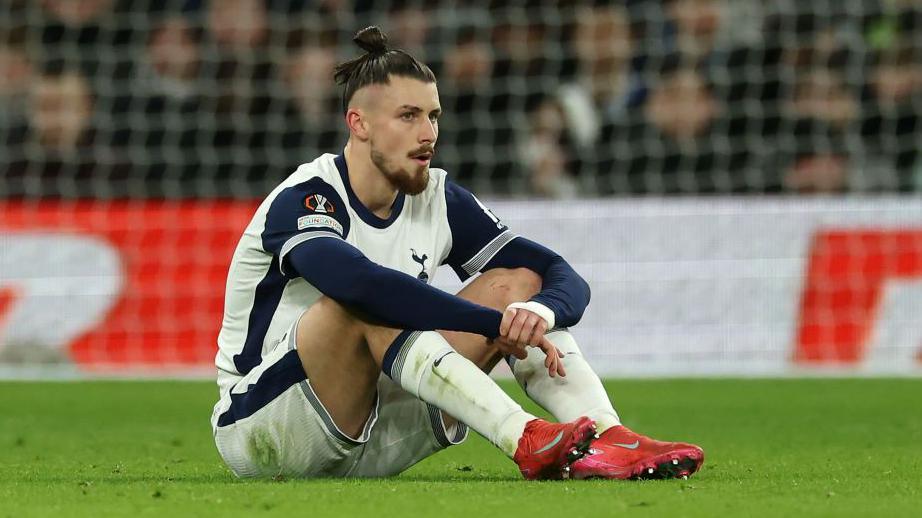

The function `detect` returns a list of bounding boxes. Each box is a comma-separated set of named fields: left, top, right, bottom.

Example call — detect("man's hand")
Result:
left=492, top=307, right=566, bottom=378
left=501, top=306, right=549, bottom=350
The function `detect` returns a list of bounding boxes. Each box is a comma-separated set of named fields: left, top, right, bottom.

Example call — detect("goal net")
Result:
left=1, top=0, right=920, bottom=375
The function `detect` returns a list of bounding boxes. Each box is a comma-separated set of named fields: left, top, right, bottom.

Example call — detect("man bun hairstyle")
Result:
left=334, top=26, right=436, bottom=114
left=352, top=25, right=388, bottom=54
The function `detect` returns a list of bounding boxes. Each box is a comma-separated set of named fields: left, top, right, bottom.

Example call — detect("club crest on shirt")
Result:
left=410, top=248, right=429, bottom=282
left=304, top=193, right=335, bottom=213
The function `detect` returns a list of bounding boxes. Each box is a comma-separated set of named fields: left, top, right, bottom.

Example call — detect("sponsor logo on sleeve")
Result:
left=305, top=194, right=335, bottom=213
left=297, top=214, right=344, bottom=236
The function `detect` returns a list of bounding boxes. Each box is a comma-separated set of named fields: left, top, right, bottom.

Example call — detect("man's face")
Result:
left=647, top=70, right=717, bottom=140
left=41, top=0, right=113, bottom=26
left=285, top=46, right=337, bottom=118
left=361, top=76, right=441, bottom=195
left=669, top=0, right=721, bottom=43
left=30, top=74, right=93, bottom=148
left=207, top=0, right=268, bottom=50
left=149, top=18, right=200, bottom=80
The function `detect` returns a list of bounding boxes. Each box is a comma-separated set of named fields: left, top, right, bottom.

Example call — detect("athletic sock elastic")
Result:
left=509, top=329, right=621, bottom=432
left=383, top=330, right=534, bottom=457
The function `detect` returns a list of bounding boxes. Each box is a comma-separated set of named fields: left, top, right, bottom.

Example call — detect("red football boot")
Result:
left=512, top=416, right=598, bottom=480
left=569, top=425, right=704, bottom=480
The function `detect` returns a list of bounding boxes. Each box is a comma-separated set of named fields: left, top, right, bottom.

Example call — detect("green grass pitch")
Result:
left=1, top=378, right=920, bottom=517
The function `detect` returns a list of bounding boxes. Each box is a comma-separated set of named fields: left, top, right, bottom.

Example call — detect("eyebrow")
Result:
left=398, top=104, right=442, bottom=116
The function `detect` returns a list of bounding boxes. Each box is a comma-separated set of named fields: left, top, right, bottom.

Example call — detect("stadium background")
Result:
left=1, top=0, right=921, bottom=376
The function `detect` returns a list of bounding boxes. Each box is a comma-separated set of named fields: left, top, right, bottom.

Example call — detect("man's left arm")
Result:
left=481, top=236, right=591, bottom=330
left=441, top=180, right=590, bottom=350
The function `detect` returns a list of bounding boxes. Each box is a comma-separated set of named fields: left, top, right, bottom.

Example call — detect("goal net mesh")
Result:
left=1, top=0, right=920, bottom=374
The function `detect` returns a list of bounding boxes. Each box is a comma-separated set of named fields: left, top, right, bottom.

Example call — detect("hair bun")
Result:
left=353, top=26, right=388, bottom=55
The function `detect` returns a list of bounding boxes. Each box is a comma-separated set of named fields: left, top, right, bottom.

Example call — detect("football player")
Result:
left=211, top=26, right=703, bottom=481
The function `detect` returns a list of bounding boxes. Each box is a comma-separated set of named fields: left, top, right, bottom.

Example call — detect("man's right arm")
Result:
left=285, top=238, right=502, bottom=338
left=262, top=174, right=502, bottom=338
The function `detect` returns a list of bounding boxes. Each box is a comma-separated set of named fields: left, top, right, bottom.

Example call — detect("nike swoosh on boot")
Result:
left=533, top=431, right=565, bottom=454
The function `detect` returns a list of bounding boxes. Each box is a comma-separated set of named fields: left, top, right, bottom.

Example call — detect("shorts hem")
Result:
left=299, top=379, right=380, bottom=447
left=426, top=404, right=469, bottom=448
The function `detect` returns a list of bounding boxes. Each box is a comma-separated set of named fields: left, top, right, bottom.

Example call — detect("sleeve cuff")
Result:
left=278, top=231, right=342, bottom=275
left=459, top=231, right=517, bottom=278
left=506, top=300, right=556, bottom=330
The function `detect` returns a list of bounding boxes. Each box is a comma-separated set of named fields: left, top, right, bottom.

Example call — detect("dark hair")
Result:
left=333, top=26, right=436, bottom=114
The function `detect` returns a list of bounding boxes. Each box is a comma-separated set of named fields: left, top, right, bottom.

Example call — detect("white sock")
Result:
left=510, top=329, right=621, bottom=432
left=384, top=330, right=534, bottom=457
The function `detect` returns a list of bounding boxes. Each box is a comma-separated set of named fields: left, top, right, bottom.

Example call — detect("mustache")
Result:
left=408, top=146, right=435, bottom=157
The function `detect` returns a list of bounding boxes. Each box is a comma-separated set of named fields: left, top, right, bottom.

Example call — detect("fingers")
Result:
left=492, top=334, right=566, bottom=377
left=504, top=310, right=545, bottom=347
left=496, top=306, right=560, bottom=374
left=544, top=348, right=557, bottom=378
left=492, top=336, right=527, bottom=360
left=506, top=309, right=530, bottom=345
left=500, top=307, right=516, bottom=337
left=526, top=319, right=547, bottom=349
left=539, top=337, right=566, bottom=378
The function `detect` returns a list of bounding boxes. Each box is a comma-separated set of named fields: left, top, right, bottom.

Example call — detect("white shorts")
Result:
left=211, top=322, right=468, bottom=479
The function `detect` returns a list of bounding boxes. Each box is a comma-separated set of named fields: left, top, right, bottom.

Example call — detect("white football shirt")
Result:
left=215, top=153, right=514, bottom=393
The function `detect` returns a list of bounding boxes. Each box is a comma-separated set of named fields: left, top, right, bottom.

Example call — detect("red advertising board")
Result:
left=1, top=201, right=258, bottom=369
left=794, top=230, right=922, bottom=364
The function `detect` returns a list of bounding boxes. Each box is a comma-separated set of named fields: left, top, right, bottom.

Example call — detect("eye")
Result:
left=429, top=113, right=440, bottom=122
left=401, top=112, right=415, bottom=121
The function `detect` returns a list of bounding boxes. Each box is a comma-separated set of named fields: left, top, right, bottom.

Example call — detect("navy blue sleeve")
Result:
left=483, top=237, right=591, bottom=328
left=287, top=237, right=504, bottom=338
left=261, top=177, right=352, bottom=276
left=442, top=181, right=517, bottom=281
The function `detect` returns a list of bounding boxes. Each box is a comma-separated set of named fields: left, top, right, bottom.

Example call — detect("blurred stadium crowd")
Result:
left=0, top=0, right=920, bottom=198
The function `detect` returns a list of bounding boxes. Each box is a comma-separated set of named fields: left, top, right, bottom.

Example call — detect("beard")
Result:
left=370, top=145, right=430, bottom=195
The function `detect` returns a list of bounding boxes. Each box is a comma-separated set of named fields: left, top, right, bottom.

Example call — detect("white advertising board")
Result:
left=434, top=197, right=922, bottom=376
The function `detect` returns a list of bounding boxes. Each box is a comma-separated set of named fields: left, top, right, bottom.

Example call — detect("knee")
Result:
left=483, top=267, right=542, bottom=306
left=299, top=296, right=362, bottom=334
left=300, top=296, right=394, bottom=347
left=309, top=295, right=353, bottom=320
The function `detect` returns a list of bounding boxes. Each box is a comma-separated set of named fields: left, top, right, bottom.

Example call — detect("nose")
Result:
left=419, top=118, right=436, bottom=144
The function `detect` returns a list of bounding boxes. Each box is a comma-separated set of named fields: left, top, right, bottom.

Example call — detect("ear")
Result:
left=345, top=108, right=370, bottom=141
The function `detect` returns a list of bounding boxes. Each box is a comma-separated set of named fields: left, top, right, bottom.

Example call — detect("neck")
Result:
left=344, top=140, right=399, bottom=219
